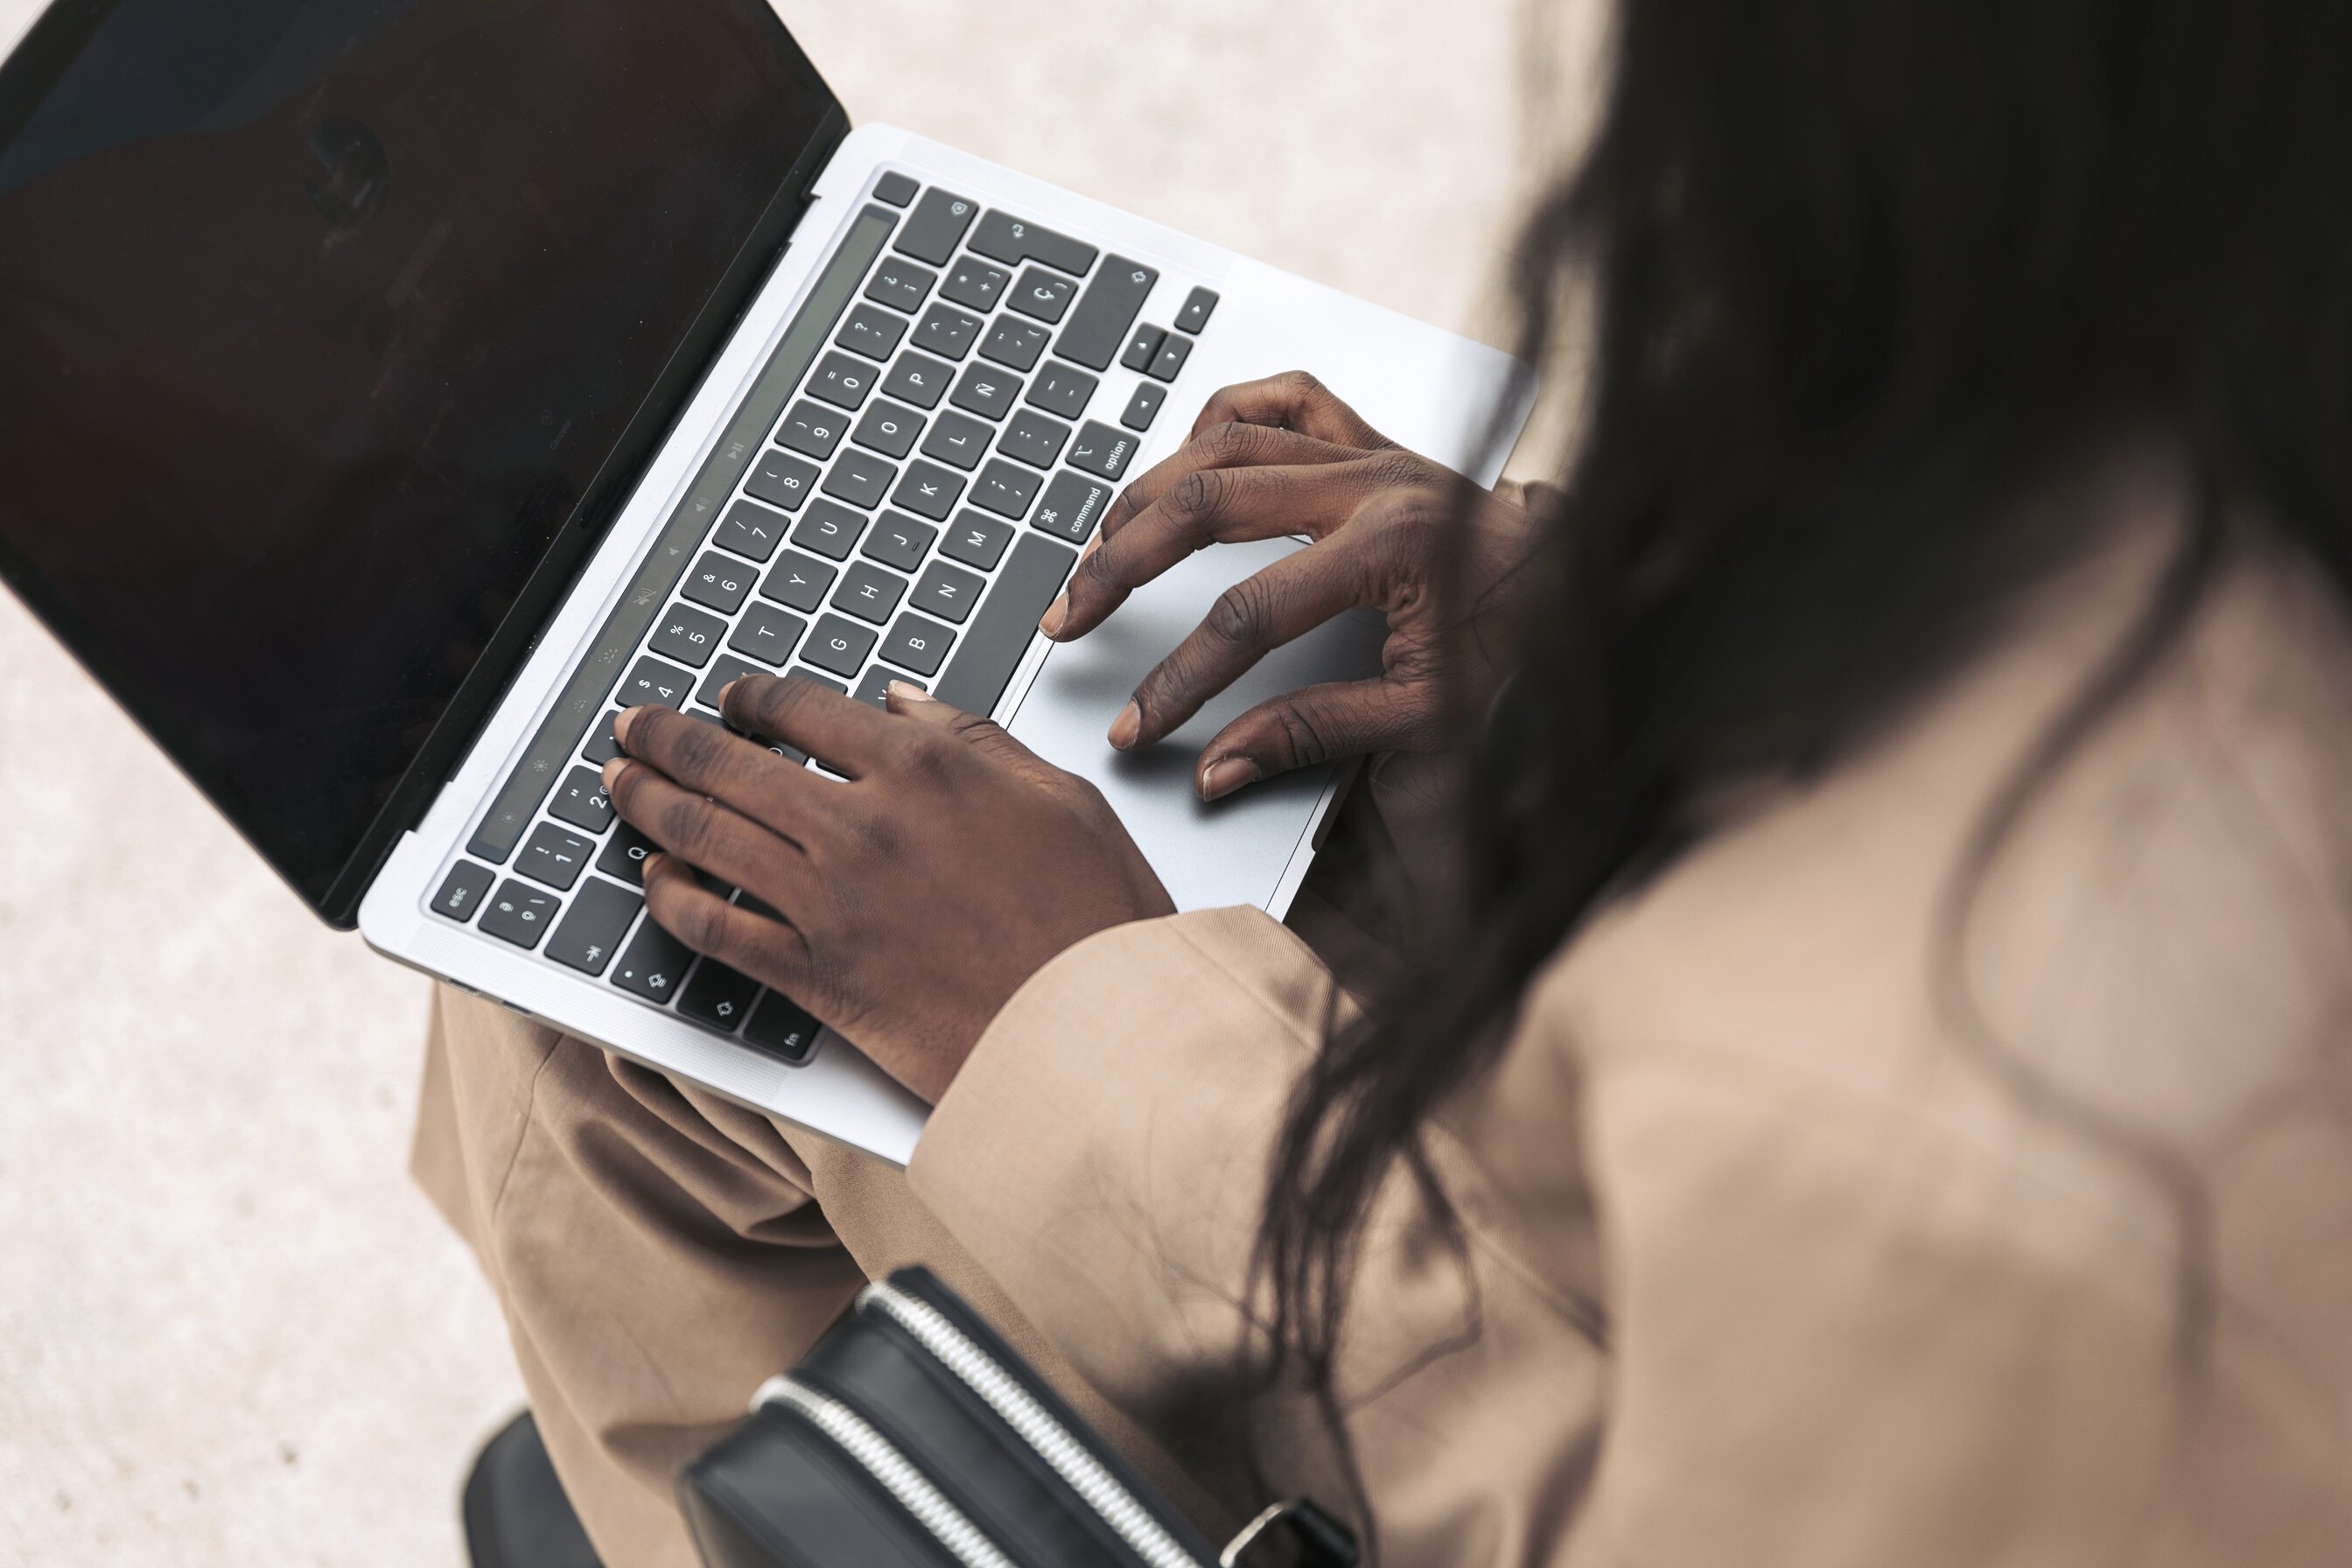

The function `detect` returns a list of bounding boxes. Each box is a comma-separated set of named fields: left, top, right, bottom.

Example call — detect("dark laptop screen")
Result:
left=0, top=0, right=838, bottom=911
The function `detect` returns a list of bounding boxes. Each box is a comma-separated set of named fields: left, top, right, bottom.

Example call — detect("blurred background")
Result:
left=0, top=1, right=1594, bottom=1560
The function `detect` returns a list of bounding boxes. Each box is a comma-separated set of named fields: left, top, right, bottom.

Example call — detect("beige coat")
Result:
left=417, top=472, right=2352, bottom=1565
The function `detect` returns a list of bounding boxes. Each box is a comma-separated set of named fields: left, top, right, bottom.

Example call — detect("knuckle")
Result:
left=1167, top=467, right=1223, bottom=525
left=1273, top=702, right=1333, bottom=768
left=1199, top=420, right=1256, bottom=465
left=1276, top=368, right=1326, bottom=404
left=1204, top=578, right=1273, bottom=649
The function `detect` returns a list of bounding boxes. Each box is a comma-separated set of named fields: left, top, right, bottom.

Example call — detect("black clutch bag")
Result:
left=679, top=1267, right=1357, bottom=1568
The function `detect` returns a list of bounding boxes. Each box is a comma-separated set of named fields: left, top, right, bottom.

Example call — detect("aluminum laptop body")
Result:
left=0, top=2, right=1531, bottom=1165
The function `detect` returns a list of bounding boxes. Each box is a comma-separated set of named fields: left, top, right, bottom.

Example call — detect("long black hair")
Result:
left=1254, top=0, right=2352, bottom=1513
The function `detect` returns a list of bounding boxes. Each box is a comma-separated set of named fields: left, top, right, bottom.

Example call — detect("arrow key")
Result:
left=680, top=958, right=761, bottom=1033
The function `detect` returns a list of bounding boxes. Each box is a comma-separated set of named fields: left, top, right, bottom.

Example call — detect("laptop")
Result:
left=0, top=0, right=1531, bottom=1165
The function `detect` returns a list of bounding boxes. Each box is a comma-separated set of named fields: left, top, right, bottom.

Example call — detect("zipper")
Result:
left=856, top=1280, right=1211, bottom=1568
left=754, top=1375, right=1019, bottom=1568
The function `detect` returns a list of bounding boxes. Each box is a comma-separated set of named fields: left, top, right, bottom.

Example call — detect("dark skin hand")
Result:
left=1038, top=370, right=1546, bottom=800
left=605, top=372, right=1536, bottom=1098
left=603, top=676, right=1172, bottom=1102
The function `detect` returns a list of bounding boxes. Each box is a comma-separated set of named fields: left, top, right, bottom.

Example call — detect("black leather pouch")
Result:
left=678, top=1267, right=1356, bottom=1568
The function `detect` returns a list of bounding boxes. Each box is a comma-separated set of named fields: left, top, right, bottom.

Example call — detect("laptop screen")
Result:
left=0, top=0, right=839, bottom=912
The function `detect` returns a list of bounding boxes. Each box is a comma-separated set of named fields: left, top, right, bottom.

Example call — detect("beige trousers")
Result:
left=410, top=770, right=1424, bottom=1566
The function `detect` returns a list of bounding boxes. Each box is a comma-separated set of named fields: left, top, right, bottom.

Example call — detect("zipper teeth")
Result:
left=754, top=1376, right=1021, bottom=1568
left=859, top=1281, right=1209, bottom=1568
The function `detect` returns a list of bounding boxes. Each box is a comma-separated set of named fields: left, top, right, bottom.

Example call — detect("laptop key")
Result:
left=729, top=601, right=808, bottom=666
left=597, top=823, right=656, bottom=887
left=760, top=550, right=836, bottom=613
left=479, top=879, right=559, bottom=948
left=1175, top=286, right=1219, bottom=333
left=851, top=398, right=925, bottom=459
left=949, top=365, right=1020, bottom=422
left=854, top=665, right=923, bottom=709
left=1068, top=421, right=1139, bottom=482
left=430, top=860, right=496, bottom=923
left=545, top=878, right=644, bottom=976
left=861, top=514, right=938, bottom=573
left=777, top=399, right=846, bottom=460
left=979, top=318, right=1050, bottom=372
left=894, top=188, right=978, bottom=266
left=1120, top=382, right=1167, bottom=432
left=892, top=459, right=967, bottom=521
left=1032, top=471, right=1114, bottom=544
left=921, top=410, right=995, bottom=472
left=1024, top=361, right=1097, bottom=420
left=548, top=766, right=615, bottom=835
left=832, top=561, right=910, bottom=626
left=715, top=498, right=789, bottom=560
left=1149, top=333, right=1194, bottom=382
left=933, top=535, right=1081, bottom=717
left=942, top=256, right=1010, bottom=313
left=881, top=350, right=953, bottom=410
left=696, top=653, right=771, bottom=710
left=911, top=559, right=986, bottom=625
left=679, top=959, right=761, bottom=1032
left=619, top=655, right=696, bottom=710
left=864, top=257, right=935, bottom=314
left=745, top=452, right=820, bottom=513
left=802, top=613, right=879, bottom=678
left=872, top=171, right=918, bottom=208
left=822, top=450, right=898, bottom=511
left=914, top=304, right=983, bottom=361
left=583, top=710, right=624, bottom=764
left=1058, top=256, right=1158, bottom=371
left=879, top=612, right=956, bottom=677
left=940, top=511, right=1013, bottom=570
left=518, top=822, right=594, bottom=891
left=790, top=498, right=867, bottom=561
left=968, top=210, right=1098, bottom=277
left=682, top=551, right=754, bottom=615
left=1010, top=266, right=1077, bottom=325
left=809, top=352, right=878, bottom=413
left=970, top=458, right=1042, bottom=522
left=1121, top=324, right=1166, bottom=373
left=742, top=990, right=822, bottom=1064
left=611, top=920, right=695, bottom=1004
left=838, top=302, right=907, bottom=361
left=650, top=603, right=726, bottom=668
left=998, top=409, right=1070, bottom=470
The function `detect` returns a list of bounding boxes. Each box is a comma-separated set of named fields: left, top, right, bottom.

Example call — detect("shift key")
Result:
left=1055, top=256, right=1158, bottom=371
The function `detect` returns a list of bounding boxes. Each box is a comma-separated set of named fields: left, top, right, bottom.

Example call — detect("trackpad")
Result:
left=1004, top=536, right=1385, bottom=914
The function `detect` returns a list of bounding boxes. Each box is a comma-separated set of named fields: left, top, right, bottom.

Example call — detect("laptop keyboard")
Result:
left=424, top=172, right=1217, bottom=1065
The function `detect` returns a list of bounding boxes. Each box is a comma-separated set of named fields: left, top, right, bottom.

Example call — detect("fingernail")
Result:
left=1200, top=756, right=1261, bottom=802
left=1039, top=592, right=1068, bottom=638
left=887, top=680, right=934, bottom=704
left=600, top=757, right=627, bottom=790
left=718, top=677, right=744, bottom=705
left=612, top=707, right=640, bottom=748
left=1108, top=701, right=1141, bottom=750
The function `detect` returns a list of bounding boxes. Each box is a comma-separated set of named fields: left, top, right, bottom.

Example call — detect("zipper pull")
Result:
left=1220, top=1498, right=1359, bottom=1568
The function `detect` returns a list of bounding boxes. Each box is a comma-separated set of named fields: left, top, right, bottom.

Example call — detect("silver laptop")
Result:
left=0, top=0, right=1530, bottom=1164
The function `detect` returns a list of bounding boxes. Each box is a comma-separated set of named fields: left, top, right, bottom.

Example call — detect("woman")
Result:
left=419, top=0, right=2352, bottom=1560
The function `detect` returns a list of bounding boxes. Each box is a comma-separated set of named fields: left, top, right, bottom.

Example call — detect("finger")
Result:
left=1189, top=369, right=1395, bottom=452
left=640, top=852, right=818, bottom=998
left=601, top=755, right=812, bottom=912
left=884, top=680, right=1070, bottom=795
left=722, top=672, right=892, bottom=777
left=1193, top=678, right=1443, bottom=800
left=1098, top=419, right=1368, bottom=543
left=1113, top=537, right=1371, bottom=751
left=614, top=704, right=822, bottom=840
left=1053, top=459, right=1396, bottom=642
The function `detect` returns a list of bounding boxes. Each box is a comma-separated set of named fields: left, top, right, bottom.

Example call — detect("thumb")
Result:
left=1193, top=678, right=1441, bottom=801
left=885, top=680, right=1068, bottom=793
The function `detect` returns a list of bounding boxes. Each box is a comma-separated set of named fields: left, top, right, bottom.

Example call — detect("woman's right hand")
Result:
left=1037, top=371, right=1547, bottom=800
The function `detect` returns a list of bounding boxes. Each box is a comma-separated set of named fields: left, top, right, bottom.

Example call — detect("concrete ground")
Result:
left=0, top=1, right=1589, bottom=1561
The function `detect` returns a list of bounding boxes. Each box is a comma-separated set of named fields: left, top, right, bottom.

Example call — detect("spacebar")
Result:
left=933, top=534, right=1080, bottom=718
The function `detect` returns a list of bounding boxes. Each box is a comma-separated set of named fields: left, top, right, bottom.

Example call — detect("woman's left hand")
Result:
left=601, top=674, right=1174, bottom=1102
